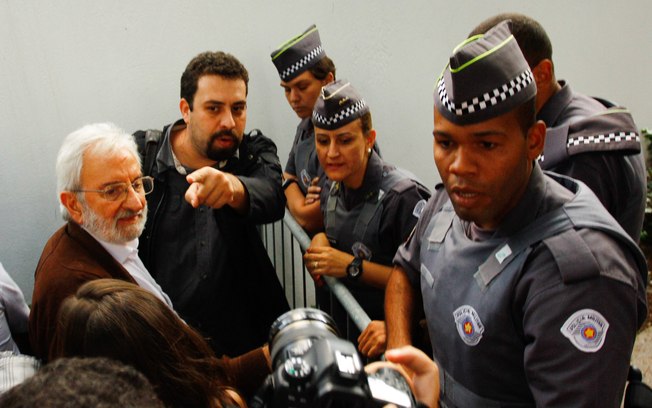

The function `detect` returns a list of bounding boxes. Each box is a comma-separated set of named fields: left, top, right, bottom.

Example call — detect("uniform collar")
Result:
left=298, top=117, right=314, bottom=141
left=537, top=80, right=572, bottom=127
left=339, top=151, right=384, bottom=205
left=492, top=163, right=547, bottom=238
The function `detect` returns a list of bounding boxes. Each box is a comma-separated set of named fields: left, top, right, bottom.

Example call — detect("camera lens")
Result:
left=268, top=308, right=340, bottom=368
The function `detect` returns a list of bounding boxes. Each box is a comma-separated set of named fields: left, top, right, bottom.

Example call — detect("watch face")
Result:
left=347, top=264, right=361, bottom=278
left=347, top=258, right=363, bottom=279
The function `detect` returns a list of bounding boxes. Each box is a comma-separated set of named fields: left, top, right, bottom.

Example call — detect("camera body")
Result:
left=252, top=308, right=417, bottom=408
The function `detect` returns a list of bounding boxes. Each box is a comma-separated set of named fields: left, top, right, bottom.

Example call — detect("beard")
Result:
left=206, top=130, right=241, bottom=161
left=81, top=202, right=147, bottom=244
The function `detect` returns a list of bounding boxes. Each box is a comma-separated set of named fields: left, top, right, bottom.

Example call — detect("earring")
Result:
left=367, top=147, right=372, bottom=154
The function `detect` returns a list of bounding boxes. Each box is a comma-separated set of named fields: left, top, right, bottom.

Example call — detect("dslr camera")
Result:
left=251, top=308, right=419, bottom=408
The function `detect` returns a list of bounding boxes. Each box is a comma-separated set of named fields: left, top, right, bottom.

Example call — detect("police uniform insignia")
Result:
left=560, top=309, right=609, bottom=353
left=453, top=305, right=484, bottom=346
left=351, top=242, right=372, bottom=260
left=300, top=169, right=312, bottom=188
left=412, top=199, right=426, bottom=218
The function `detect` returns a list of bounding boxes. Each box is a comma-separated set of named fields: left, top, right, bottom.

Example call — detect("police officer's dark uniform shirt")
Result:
left=139, top=120, right=289, bottom=357
left=285, top=118, right=323, bottom=194
left=394, top=164, right=647, bottom=407
left=538, top=81, right=646, bottom=241
left=320, top=151, right=429, bottom=340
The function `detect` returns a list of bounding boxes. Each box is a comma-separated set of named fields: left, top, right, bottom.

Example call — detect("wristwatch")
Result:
left=346, top=257, right=363, bottom=280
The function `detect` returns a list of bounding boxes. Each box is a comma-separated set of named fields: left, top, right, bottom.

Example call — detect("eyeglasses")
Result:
left=71, top=176, right=154, bottom=201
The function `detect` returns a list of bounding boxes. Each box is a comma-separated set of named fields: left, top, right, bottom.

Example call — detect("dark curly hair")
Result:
left=180, top=51, right=249, bottom=110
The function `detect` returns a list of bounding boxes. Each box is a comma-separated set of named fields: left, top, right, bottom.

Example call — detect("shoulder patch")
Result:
left=560, top=309, right=609, bottom=353
left=412, top=199, right=427, bottom=218
left=453, top=305, right=484, bottom=346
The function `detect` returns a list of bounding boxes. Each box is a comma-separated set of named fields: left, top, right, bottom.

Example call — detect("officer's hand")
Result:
left=304, top=244, right=352, bottom=279
left=358, top=320, right=387, bottom=358
left=384, top=346, right=440, bottom=408
left=185, top=167, right=243, bottom=209
left=304, top=177, right=321, bottom=205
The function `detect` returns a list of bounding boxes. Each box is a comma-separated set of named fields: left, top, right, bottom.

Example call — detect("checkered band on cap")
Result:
left=313, top=99, right=367, bottom=128
left=312, top=79, right=370, bottom=130
left=280, top=45, right=323, bottom=81
left=271, top=24, right=326, bottom=81
left=437, top=69, right=533, bottom=117
left=434, top=20, right=536, bottom=125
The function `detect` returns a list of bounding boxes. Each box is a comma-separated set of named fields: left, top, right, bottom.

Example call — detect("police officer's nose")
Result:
left=449, top=147, right=476, bottom=176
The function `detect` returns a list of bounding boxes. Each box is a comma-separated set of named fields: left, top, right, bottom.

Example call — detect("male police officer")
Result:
left=385, top=21, right=647, bottom=407
left=470, top=13, right=646, bottom=242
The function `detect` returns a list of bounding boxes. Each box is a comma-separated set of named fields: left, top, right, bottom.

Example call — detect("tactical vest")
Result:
left=539, top=108, right=640, bottom=169
left=418, top=174, right=646, bottom=407
left=324, top=167, right=421, bottom=320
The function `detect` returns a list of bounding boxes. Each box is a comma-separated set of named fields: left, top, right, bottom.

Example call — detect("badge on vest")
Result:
left=560, top=309, right=609, bottom=353
left=301, top=169, right=312, bottom=188
left=453, top=305, right=485, bottom=346
left=351, top=242, right=372, bottom=261
left=413, top=199, right=426, bottom=218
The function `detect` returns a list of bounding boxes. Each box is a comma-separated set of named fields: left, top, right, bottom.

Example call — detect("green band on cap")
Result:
left=453, top=34, right=484, bottom=54
left=272, top=26, right=319, bottom=60
left=595, top=108, right=630, bottom=116
left=450, top=35, right=514, bottom=74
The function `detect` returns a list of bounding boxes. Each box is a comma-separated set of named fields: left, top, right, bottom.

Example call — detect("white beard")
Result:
left=81, top=202, right=147, bottom=244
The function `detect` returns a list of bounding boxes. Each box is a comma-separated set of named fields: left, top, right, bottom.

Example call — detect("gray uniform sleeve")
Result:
left=515, top=229, right=641, bottom=407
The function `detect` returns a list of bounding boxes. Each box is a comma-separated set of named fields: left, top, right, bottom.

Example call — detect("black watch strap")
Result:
left=282, top=178, right=299, bottom=190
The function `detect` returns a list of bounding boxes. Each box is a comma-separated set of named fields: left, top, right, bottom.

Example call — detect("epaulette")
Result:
left=542, top=228, right=600, bottom=283
left=539, top=108, right=640, bottom=169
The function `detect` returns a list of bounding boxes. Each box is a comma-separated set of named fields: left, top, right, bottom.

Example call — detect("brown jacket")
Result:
left=29, top=222, right=136, bottom=361
left=28, top=222, right=271, bottom=395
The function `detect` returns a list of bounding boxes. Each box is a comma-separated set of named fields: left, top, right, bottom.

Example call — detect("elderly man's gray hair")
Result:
left=56, top=123, right=141, bottom=221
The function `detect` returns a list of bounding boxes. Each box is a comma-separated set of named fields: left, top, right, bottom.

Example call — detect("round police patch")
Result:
left=560, top=309, right=609, bottom=353
left=453, top=305, right=484, bottom=346
left=300, top=169, right=312, bottom=188
left=413, top=199, right=427, bottom=218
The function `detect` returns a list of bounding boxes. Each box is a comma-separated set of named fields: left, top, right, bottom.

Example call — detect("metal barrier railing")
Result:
left=261, top=209, right=370, bottom=332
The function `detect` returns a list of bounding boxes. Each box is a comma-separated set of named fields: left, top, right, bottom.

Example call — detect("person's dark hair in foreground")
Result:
left=54, top=279, right=245, bottom=408
left=0, top=356, right=164, bottom=408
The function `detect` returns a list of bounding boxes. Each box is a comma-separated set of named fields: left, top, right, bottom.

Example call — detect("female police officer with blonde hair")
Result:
left=304, top=80, right=430, bottom=358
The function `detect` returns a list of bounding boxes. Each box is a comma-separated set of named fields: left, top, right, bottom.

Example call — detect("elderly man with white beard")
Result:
left=29, top=122, right=173, bottom=362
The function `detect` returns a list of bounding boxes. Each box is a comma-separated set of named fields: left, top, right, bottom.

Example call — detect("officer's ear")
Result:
left=61, top=191, right=84, bottom=225
left=365, top=129, right=377, bottom=152
left=532, top=59, right=554, bottom=87
left=526, top=120, right=546, bottom=161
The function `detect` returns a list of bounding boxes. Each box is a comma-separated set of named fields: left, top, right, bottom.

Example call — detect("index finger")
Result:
left=185, top=182, right=202, bottom=208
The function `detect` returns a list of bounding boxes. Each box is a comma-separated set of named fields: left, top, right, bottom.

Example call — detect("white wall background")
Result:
left=1, top=0, right=650, bottom=302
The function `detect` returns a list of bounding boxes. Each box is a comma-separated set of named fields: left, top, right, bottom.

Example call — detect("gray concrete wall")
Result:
left=1, top=0, right=650, bottom=301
